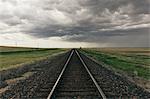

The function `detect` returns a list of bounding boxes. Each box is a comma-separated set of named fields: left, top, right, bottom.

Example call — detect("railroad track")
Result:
left=47, top=49, right=106, bottom=99
left=33, top=49, right=106, bottom=99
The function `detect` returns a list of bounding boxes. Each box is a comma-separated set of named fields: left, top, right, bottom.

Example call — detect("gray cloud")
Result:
left=0, top=0, right=150, bottom=47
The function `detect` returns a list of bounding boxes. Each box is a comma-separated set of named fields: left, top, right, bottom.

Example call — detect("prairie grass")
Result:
left=0, top=47, right=66, bottom=70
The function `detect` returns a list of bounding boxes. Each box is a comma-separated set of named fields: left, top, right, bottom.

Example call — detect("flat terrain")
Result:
left=1, top=49, right=150, bottom=99
left=81, top=48, right=150, bottom=91
left=0, top=46, right=66, bottom=70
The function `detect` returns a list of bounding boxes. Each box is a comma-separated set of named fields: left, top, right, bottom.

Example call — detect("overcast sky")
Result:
left=0, top=0, right=150, bottom=48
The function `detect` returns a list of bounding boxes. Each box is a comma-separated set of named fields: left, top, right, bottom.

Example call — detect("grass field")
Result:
left=81, top=48, right=150, bottom=80
left=0, top=46, right=41, bottom=52
left=0, top=46, right=66, bottom=71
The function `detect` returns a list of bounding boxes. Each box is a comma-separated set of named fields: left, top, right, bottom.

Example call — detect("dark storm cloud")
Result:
left=0, top=0, right=150, bottom=47
left=66, top=27, right=150, bottom=42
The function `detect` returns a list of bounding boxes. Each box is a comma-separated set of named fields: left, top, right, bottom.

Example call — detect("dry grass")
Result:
left=0, top=46, right=40, bottom=52
left=88, top=48, right=150, bottom=55
left=0, top=46, right=67, bottom=70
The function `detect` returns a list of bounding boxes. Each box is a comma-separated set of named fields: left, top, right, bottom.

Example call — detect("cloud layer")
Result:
left=0, top=0, right=150, bottom=47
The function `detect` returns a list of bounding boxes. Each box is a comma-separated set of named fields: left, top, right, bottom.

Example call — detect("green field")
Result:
left=81, top=48, right=150, bottom=80
left=0, top=46, right=66, bottom=71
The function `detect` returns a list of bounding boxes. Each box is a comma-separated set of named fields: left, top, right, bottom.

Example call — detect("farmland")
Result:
left=0, top=46, right=66, bottom=71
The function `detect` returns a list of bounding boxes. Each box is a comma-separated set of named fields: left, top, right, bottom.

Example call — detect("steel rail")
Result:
left=47, top=50, right=74, bottom=99
left=75, top=50, right=107, bottom=99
